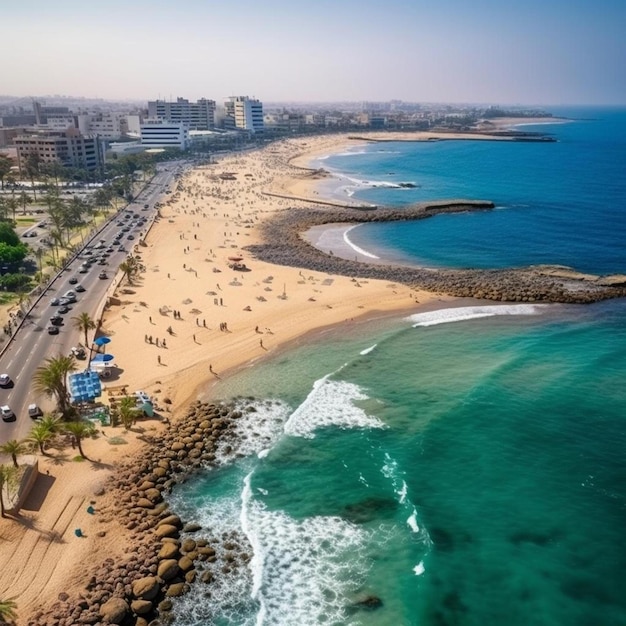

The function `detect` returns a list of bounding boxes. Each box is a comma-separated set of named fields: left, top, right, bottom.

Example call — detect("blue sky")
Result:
left=4, top=0, right=626, bottom=104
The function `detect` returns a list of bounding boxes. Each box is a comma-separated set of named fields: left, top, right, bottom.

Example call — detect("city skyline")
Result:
left=4, top=0, right=626, bottom=106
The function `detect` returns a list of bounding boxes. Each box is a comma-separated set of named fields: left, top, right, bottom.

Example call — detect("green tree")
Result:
left=72, top=312, right=96, bottom=353
left=118, top=396, right=140, bottom=430
left=0, top=222, right=20, bottom=247
left=0, top=464, right=17, bottom=518
left=0, top=155, right=12, bottom=190
left=0, top=243, right=28, bottom=266
left=63, top=420, right=96, bottom=459
left=28, top=421, right=56, bottom=455
left=0, top=597, right=17, bottom=623
left=0, top=440, right=27, bottom=468
left=33, top=355, right=77, bottom=416
left=119, top=256, right=140, bottom=285
left=18, top=191, right=32, bottom=215
left=23, top=153, right=41, bottom=201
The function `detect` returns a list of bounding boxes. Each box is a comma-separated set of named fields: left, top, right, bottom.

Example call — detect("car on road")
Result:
left=1, top=405, right=15, bottom=422
left=69, top=276, right=78, bottom=284
left=75, top=284, right=86, bottom=293
left=50, top=297, right=60, bottom=306
left=98, top=271, right=108, bottom=279
left=79, top=266, right=88, bottom=273
left=0, top=374, right=12, bottom=387
left=58, top=305, right=71, bottom=314
left=50, top=315, right=63, bottom=326
left=127, top=235, right=135, bottom=240
left=28, top=404, right=42, bottom=418
left=47, top=325, right=60, bottom=335
left=97, top=259, right=107, bottom=265
left=63, top=291, right=77, bottom=301
left=70, top=346, right=87, bottom=359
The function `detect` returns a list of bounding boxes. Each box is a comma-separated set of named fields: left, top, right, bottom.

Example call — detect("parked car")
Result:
left=28, top=404, right=42, bottom=418
left=1, top=405, right=15, bottom=421
left=71, top=346, right=87, bottom=359
left=0, top=374, right=12, bottom=387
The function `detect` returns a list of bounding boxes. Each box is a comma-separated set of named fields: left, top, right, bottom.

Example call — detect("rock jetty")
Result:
left=246, top=203, right=626, bottom=304
left=28, top=401, right=252, bottom=626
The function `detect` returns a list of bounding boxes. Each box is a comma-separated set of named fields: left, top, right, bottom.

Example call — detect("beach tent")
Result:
left=68, top=370, right=102, bottom=403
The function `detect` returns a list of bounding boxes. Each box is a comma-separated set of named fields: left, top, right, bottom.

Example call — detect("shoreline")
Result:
left=4, top=128, right=625, bottom=624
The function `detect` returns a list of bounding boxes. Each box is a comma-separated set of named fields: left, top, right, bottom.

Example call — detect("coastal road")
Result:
left=0, top=163, right=182, bottom=447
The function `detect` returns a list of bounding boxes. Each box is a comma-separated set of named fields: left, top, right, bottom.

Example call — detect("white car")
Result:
left=1, top=405, right=15, bottom=421
left=28, top=404, right=42, bottom=418
left=0, top=374, right=11, bottom=387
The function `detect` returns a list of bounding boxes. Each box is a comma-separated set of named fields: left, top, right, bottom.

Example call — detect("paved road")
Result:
left=0, top=163, right=183, bottom=446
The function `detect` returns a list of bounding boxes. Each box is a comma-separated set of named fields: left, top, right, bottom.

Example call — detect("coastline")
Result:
left=4, top=127, right=625, bottom=624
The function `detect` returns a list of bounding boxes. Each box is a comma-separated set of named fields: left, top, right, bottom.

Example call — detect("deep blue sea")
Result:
left=170, top=108, right=626, bottom=626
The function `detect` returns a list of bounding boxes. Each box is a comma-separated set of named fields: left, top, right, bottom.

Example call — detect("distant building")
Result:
left=140, top=120, right=190, bottom=150
left=225, top=97, right=264, bottom=133
left=76, top=113, right=129, bottom=140
left=148, top=97, right=216, bottom=130
left=14, top=129, right=103, bottom=171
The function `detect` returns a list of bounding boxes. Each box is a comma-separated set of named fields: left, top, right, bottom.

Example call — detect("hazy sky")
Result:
left=4, top=0, right=626, bottom=105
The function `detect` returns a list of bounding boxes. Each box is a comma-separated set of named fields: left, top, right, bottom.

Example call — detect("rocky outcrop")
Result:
left=245, top=204, right=626, bottom=304
left=27, top=401, right=255, bottom=626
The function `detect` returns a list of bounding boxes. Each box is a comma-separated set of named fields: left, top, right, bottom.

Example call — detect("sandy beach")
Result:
left=0, top=132, right=442, bottom=622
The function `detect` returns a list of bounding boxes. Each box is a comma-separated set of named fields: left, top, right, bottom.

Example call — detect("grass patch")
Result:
left=0, top=293, right=17, bottom=305
left=15, top=218, right=37, bottom=224
left=107, top=436, right=128, bottom=445
left=72, top=455, right=86, bottom=462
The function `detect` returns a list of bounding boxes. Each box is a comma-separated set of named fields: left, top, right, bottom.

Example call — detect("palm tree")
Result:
left=72, top=312, right=96, bottom=350
left=118, top=396, right=140, bottom=430
left=0, top=464, right=17, bottom=518
left=18, top=191, right=32, bottom=215
left=28, top=420, right=56, bottom=455
left=63, top=421, right=96, bottom=459
left=33, top=355, right=77, bottom=416
left=0, top=440, right=27, bottom=468
left=0, top=597, right=17, bottom=623
left=119, top=256, right=140, bottom=285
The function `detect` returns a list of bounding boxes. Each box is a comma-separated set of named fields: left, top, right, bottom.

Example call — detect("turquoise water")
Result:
left=169, top=111, right=626, bottom=625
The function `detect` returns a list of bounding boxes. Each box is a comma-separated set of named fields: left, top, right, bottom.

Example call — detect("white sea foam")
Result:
left=344, top=225, right=380, bottom=259
left=407, top=508, right=420, bottom=533
left=408, top=304, right=548, bottom=327
left=360, top=344, right=377, bottom=355
left=284, top=375, right=384, bottom=439
left=214, top=399, right=290, bottom=462
left=413, top=561, right=426, bottom=576
left=242, top=495, right=369, bottom=625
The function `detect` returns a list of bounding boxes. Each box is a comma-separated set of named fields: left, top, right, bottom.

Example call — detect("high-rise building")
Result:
left=147, top=97, right=216, bottom=130
left=225, top=97, right=264, bottom=133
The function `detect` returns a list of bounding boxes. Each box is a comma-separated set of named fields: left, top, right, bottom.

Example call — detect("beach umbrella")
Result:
left=93, top=353, right=114, bottom=362
left=93, top=336, right=111, bottom=346
left=228, top=256, right=244, bottom=262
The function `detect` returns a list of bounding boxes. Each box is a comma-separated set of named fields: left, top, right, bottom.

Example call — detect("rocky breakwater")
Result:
left=245, top=203, right=626, bottom=304
left=29, top=401, right=253, bottom=626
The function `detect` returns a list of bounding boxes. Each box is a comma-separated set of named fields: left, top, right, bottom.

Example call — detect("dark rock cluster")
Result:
left=245, top=203, right=626, bottom=304
left=28, top=401, right=251, bottom=626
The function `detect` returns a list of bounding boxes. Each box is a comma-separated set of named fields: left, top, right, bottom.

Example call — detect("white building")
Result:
left=225, top=96, right=264, bottom=133
left=148, top=97, right=216, bottom=130
left=140, top=120, right=190, bottom=150
left=77, top=113, right=129, bottom=140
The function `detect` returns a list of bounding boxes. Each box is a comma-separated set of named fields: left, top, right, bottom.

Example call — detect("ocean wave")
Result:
left=344, top=225, right=380, bottom=259
left=214, top=399, right=290, bottom=463
left=408, top=304, right=548, bottom=327
left=284, top=375, right=385, bottom=439
left=360, top=344, right=378, bottom=355
left=241, top=482, right=369, bottom=626
left=341, top=174, right=417, bottom=190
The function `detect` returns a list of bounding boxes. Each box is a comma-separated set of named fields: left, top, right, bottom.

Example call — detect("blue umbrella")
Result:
left=93, top=353, right=114, bottom=362
left=93, top=336, right=111, bottom=346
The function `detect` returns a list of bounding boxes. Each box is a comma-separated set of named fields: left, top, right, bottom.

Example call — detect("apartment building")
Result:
left=14, top=129, right=103, bottom=171
left=224, top=96, right=264, bottom=133
left=147, top=97, right=216, bottom=130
